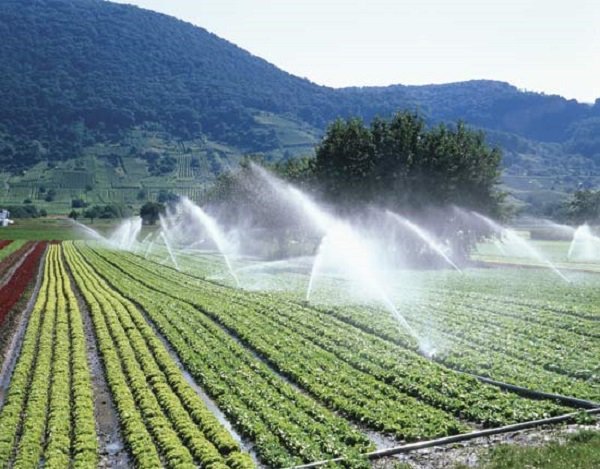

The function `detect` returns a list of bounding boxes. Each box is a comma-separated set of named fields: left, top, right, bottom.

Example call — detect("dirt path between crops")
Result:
left=0, top=243, right=36, bottom=289
left=373, top=419, right=600, bottom=468
left=132, top=301, right=262, bottom=466
left=0, top=244, right=46, bottom=408
left=63, top=258, right=130, bottom=469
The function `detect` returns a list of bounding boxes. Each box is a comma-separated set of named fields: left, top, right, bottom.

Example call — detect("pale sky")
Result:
left=112, top=0, right=600, bottom=103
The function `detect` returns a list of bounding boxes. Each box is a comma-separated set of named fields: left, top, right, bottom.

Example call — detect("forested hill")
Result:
left=1, top=0, right=599, bottom=211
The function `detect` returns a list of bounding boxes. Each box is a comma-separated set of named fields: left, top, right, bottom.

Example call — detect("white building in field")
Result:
left=0, top=209, right=11, bottom=227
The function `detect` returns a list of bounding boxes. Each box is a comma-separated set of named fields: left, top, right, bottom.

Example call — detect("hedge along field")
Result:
left=0, top=245, right=97, bottom=468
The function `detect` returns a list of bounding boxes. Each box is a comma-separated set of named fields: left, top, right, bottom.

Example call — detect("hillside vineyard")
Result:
left=1, top=0, right=599, bottom=212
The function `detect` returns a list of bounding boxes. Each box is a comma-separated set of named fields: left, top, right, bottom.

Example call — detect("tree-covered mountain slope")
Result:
left=0, top=0, right=598, bottom=213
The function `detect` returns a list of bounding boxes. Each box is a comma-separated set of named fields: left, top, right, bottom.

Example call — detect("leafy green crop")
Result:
left=64, top=243, right=253, bottom=468
left=0, top=245, right=98, bottom=468
left=70, top=242, right=374, bottom=467
left=78, top=244, right=593, bottom=463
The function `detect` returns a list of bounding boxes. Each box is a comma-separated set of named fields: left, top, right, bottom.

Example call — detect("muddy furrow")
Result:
left=0, top=244, right=46, bottom=408
left=62, top=252, right=130, bottom=468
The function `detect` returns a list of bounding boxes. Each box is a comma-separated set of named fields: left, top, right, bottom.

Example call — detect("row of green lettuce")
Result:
left=80, top=246, right=575, bottom=444
left=69, top=242, right=374, bottom=468
left=64, top=243, right=253, bottom=468
left=0, top=246, right=97, bottom=468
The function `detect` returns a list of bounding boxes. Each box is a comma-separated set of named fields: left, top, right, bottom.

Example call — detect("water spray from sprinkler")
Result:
left=385, top=210, right=462, bottom=272
left=159, top=215, right=180, bottom=271
left=568, top=224, right=600, bottom=262
left=178, top=198, right=240, bottom=287
left=472, top=211, right=570, bottom=283
left=251, top=163, right=422, bottom=345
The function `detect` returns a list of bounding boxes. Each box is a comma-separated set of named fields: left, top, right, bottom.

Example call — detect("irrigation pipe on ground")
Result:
left=453, top=370, right=600, bottom=409
left=288, top=407, right=600, bottom=469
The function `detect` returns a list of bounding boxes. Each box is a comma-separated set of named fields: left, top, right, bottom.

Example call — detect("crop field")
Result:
left=473, top=240, right=600, bottom=273
left=0, top=219, right=124, bottom=242
left=0, top=236, right=598, bottom=468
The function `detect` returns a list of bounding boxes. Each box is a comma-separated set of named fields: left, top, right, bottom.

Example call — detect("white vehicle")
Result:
left=0, top=209, right=13, bottom=227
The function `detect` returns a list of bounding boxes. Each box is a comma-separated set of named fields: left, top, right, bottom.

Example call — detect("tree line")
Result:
left=209, top=112, right=506, bottom=215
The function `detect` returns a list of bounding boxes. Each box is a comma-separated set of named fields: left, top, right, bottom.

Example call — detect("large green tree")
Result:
left=313, top=112, right=504, bottom=215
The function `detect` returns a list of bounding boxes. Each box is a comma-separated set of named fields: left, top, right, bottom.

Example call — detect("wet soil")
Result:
left=0, top=246, right=46, bottom=407
left=132, top=301, right=262, bottom=466
left=373, top=419, right=600, bottom=468
left=63, top=258, right=131, bottom=468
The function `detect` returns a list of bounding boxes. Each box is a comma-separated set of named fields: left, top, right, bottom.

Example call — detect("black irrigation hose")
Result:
left=420, top=351, right=600, bottom=408
left=290, top=354, right=600, bottom=468
left=463, top=372, right=600, bottom=409
left=289, top=407, right=600, bottom=469
left=424, top=355, right=600, bottom=409
left=415, top=346, right=600, bottom=408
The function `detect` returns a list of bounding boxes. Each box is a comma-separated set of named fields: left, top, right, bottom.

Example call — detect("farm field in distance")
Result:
left=0, top=215, right=598, bottom=468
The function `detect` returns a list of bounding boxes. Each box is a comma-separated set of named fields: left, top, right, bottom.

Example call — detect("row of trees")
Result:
left=2, top=205, right=47, bottom=218
left=69, top=201, right=167, bottom=225
left=69, top=204, right=130, bottom=223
